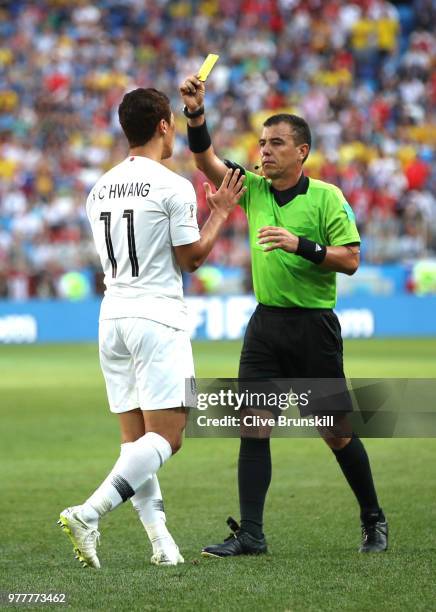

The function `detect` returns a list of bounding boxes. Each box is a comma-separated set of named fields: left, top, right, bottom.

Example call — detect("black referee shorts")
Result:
left=238, top=304, right=353, bottom=417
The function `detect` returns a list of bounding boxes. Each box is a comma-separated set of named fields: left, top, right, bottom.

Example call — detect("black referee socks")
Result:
left=238, top=437, right=271, bottom=539
left=332, top=434, right=382, bottom=521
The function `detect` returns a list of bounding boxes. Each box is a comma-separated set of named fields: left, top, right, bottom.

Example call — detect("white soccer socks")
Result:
left=81, top=432, right=172, bottom=522
left=131, top=473, right=178, bottom=553
left=135, top=478, right=184, bottom=565
left=131, top=473, right=165, bottom=531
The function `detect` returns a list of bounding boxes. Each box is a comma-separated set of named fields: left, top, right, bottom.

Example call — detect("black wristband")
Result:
left=183, top=105, right=205, bottom=119
left=187, top=120, right=212, bottom=153
left=296, top=237, right=327, bottom=264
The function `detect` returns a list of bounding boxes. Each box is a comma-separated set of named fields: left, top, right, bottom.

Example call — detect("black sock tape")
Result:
left=111, top=475, right=135, bottom=502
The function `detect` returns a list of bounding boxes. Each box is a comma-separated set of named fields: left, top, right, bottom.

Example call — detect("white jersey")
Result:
left=86, top=156, right=200, bottom=331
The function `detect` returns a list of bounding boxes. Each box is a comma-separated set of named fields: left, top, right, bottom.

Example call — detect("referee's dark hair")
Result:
left=118, top=88, right=171, bottom=147
left=264, top=113, right=311, bottom=163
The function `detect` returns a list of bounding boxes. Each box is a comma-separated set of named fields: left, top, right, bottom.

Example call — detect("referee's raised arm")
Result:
left=180, top=75, right=228, bottom=189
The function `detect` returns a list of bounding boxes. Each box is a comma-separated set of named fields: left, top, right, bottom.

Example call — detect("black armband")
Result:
left=296, top=237, right=327, bottom=264
left=187, top=120, right=212, bottom=153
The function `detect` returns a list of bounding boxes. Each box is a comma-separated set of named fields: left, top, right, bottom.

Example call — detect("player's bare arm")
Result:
left=258, top=226, right=360, bottom=275
left=174, top=168, right=245, bottom=272
left=180, top=75, right=228, bottom=188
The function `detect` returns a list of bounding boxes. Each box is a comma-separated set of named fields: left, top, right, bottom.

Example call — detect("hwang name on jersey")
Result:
left=94, top=182, right=151, bottom=200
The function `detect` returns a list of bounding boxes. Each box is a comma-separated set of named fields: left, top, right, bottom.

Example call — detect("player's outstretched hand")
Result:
left=180, top=75, right=205, bottom=112
left=257, top=226, right=299, bottom=253
left=204, top=169, right=246, bottom=218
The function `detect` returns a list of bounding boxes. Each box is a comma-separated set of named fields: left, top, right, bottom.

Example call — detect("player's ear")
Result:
left=158, top=118, right=168, bottom=136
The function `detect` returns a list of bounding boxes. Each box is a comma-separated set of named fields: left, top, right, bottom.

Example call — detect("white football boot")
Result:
left=58, top=506, right=101, bottom=569
left=150, top=537, right=184, bottom=566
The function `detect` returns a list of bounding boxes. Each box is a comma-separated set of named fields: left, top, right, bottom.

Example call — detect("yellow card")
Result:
left=197, top=54, right=219, bottom=81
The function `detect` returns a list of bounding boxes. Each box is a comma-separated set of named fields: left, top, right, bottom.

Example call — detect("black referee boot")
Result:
left=201, top=517, right=267, bottom=558
left=359, top=511, right=388, bottom=553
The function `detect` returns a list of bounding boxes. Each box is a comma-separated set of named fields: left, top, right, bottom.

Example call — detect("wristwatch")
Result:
left=183, top=105, right=205, bottom=119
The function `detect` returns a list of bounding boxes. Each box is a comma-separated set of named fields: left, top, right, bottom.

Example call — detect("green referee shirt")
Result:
left=239, top=171, right=360, bottom=309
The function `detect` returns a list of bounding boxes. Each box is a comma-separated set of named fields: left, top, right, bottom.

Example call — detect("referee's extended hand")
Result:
left=204, top=168, right=246, bottom=219
left=257, top=226, right=299, bottom=253
left=180, top=75, right=205, bottom=112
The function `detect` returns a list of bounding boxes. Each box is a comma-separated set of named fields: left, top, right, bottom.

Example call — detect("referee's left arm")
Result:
left=257, top=227, right=360, bottom=275
left=258, top=183, right=361, bottom=275
left=319, top=243, right=360, bottom=275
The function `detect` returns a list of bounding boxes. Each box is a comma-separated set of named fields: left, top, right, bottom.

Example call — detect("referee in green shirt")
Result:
left=180, top=75, right=388, bottom=555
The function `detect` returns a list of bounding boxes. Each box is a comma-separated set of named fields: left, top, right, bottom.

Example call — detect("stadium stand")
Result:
left=0, top=0, right=434, bottom=298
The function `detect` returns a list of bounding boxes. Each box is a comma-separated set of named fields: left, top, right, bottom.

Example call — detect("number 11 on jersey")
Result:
left=100, top=210, right=139, bottom=278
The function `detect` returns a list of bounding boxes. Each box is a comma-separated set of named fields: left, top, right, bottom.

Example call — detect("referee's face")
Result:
left=162, top=112, right=176, bottom=160
left=259, top=123, right=307, bottom=181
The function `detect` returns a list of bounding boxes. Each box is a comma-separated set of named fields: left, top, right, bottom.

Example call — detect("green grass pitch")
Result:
left=1, top=339, right=435, bottom=611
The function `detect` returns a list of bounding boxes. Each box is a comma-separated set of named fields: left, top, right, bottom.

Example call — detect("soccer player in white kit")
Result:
left=58, top=88, right=245, bottom=568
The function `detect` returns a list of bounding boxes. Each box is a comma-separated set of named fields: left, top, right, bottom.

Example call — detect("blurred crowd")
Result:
left=0, top=0, right=435, bottom=299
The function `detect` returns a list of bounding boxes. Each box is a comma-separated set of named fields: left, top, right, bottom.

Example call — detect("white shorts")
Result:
left=99, top=318, right=195, bottom=413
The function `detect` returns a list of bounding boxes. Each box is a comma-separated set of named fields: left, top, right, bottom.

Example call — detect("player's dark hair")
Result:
left=263, top=113, right=311, bottom=163
left=118, top=88, right=171, bottom=147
